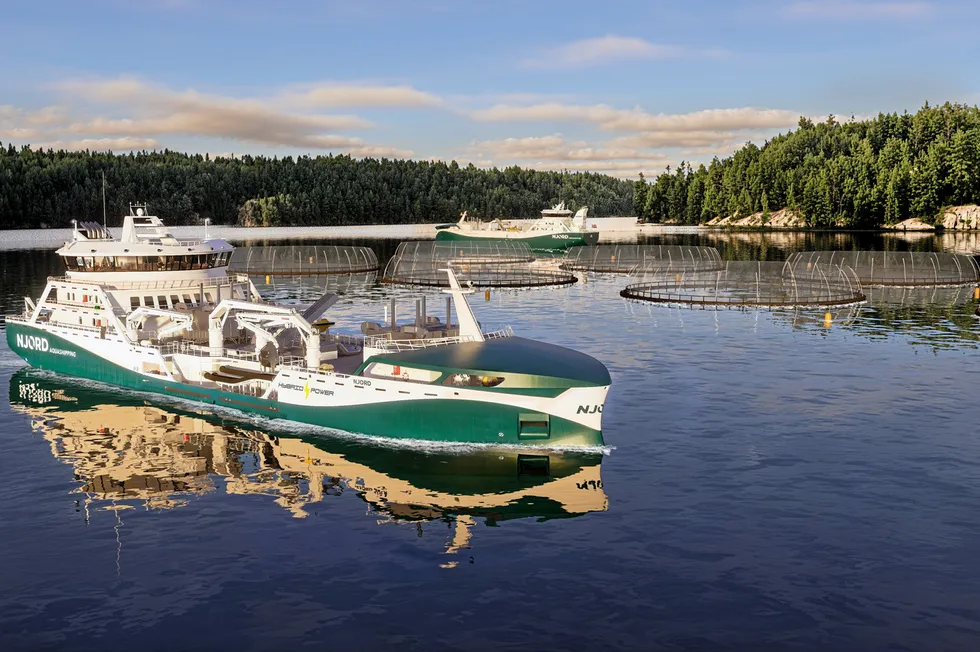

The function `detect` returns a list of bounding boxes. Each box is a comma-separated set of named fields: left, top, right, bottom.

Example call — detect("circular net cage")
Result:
left=786, top=251, right=979, bottom=287
left=389, top=240, right=536, bottom=266
left=253, top=272, right=379, bottom=303
left=229, top=246, right=379, bottom=276
left=383, top=241, right=575, bottom=288
left=561, top=245, right=724, bottom=274
left=620, top=261, right=866, bottom=309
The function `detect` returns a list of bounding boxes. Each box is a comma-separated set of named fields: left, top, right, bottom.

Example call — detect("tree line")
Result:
left=635, top=102, right=980, bottom=227
left=0, top=145, right=634, bottom=229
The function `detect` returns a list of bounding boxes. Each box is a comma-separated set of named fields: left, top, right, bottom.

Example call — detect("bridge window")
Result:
left=64, top=252, right=229, bottom=272
left=130, top=297, right=140, bottom=310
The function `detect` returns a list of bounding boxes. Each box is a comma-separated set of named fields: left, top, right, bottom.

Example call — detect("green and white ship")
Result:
left=434, top=203, right=600, bottom=253
left=5, top=206, right=610, bottom=447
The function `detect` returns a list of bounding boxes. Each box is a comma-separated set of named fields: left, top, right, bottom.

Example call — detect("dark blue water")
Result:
left=3, top=237, right=980, bottom=651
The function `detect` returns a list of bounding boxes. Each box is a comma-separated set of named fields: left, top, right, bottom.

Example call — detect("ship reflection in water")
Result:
left=10, top=369, right=607, bottom=568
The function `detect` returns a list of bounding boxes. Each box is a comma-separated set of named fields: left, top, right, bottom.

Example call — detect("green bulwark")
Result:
left=5, top=323, right=605, bottom=447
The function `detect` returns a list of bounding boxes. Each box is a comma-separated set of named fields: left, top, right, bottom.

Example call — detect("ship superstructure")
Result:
left=434, top=203, right=600, bottom=253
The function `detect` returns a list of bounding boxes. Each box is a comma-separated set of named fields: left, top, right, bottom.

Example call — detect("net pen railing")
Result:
left=229, top=246, right=379, bottom=276
left=562, top=245, right=724, bottom=274
left=383, top=241, right=574, bottom=287
left=620, top=261, right=866, bottom=309
left=384, top=265, right=577, bottom=288
left=786, top=251, right=980, bottom=287
left=386, top=240, right=536, bottom=266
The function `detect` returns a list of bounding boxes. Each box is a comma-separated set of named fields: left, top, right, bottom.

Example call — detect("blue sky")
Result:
left=1, top=0, right=977, bottom=177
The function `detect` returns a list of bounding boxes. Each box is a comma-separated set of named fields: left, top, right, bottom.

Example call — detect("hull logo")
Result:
left=16, top=334, right=50, bottom=352
left=576, top=404, right=603, bottom=414
left=14, top=333, right=76, bottom=357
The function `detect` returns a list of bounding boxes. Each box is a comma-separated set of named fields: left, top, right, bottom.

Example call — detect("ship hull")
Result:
left=435, top=229, right=599, bottom=253
left=6, top=322, right=605, bottom=448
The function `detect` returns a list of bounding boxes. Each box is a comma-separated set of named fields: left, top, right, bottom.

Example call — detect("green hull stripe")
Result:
left=5, top=322, right=603, bottom=447
left=435, top=230, right=599, bottom=252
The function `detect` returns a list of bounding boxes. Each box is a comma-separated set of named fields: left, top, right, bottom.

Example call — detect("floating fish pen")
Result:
left=620, top=261, right=866, bottom=309
left=383, top=241, right=575, bottom=288
left=390, top=240, right=536, bottom=266
left=786, top=251, right=979, bottom=287
left=228, top=245, right=379, bottom=276
left=562, top=245, right=724, bottom=274
left=253, top=271, right=379, bottom=303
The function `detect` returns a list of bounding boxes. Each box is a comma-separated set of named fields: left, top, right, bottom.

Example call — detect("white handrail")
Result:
left=364, top=327, right=513, bottom=353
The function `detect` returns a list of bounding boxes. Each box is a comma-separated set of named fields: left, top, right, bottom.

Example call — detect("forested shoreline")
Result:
left=0, top=146, right=633, bottom=229
left=635, top=102, right=980, bottom=228
left=4, top=102, right=979, bottom=231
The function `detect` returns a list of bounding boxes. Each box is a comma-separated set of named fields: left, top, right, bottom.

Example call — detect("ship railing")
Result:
left=9, top=316, right=108, bottom=337
left=362, top=326, right=514, bottom=353
left=334, top=333, right=365, bottom=347
left=159, top=340, right=264, bottom=363
left=46, top=274, right=253, bottom=291
left=278, top=355, right=308, bottom=369
left=157, top=341, right=308, bottom=371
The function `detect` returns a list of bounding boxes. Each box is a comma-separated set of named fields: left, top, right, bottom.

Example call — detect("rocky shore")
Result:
left=697, top=205, right=980, bottom=231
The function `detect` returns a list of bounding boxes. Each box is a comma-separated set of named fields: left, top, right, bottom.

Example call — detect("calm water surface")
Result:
left=2, top=231, right=980, bottom=651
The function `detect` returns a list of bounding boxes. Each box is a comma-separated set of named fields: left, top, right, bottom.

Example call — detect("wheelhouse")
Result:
left=63, top=252, right=231, bottom=272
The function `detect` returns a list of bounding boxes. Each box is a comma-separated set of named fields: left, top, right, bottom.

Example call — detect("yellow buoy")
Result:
left=824, top=312, right=833, bottom=328
left=974, top=287, right=980, bottom=300
left=265, top=275, right=271, bottom=284
left=485, top=289, right=491, bottom=301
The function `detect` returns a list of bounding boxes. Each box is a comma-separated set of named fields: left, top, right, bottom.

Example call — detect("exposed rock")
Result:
left=940, top=205, right=980, bottom=230
left=705, top=208, right=805, bottom=229
left=887, top=218, right=934, bottom=231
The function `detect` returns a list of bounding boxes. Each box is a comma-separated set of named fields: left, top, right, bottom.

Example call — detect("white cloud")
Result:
left=0, top=127, right=42, bottom=140
left=781, top=1, right=933, bottom=20
left=470, top=103, right=802, bottom=136
left=462, top=103, right=824, bottom=178
left=1, top=105, right=71, bottom=140
left=32, top=137, right=160, bottom=151
left=464, top=134, right=671, bottom=178
left=609, top=130, right=740, bottom=149
left=523, top=35, right=687, bottom=68
left=346, top=145, right=414, bottom=158
left=472, top=134, right=660, bottom=162
left=283, top=82, right=443, bottom=108
left=1, top=76, right=422, bottom=156
left=53, top=77, right=370, bottom=148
